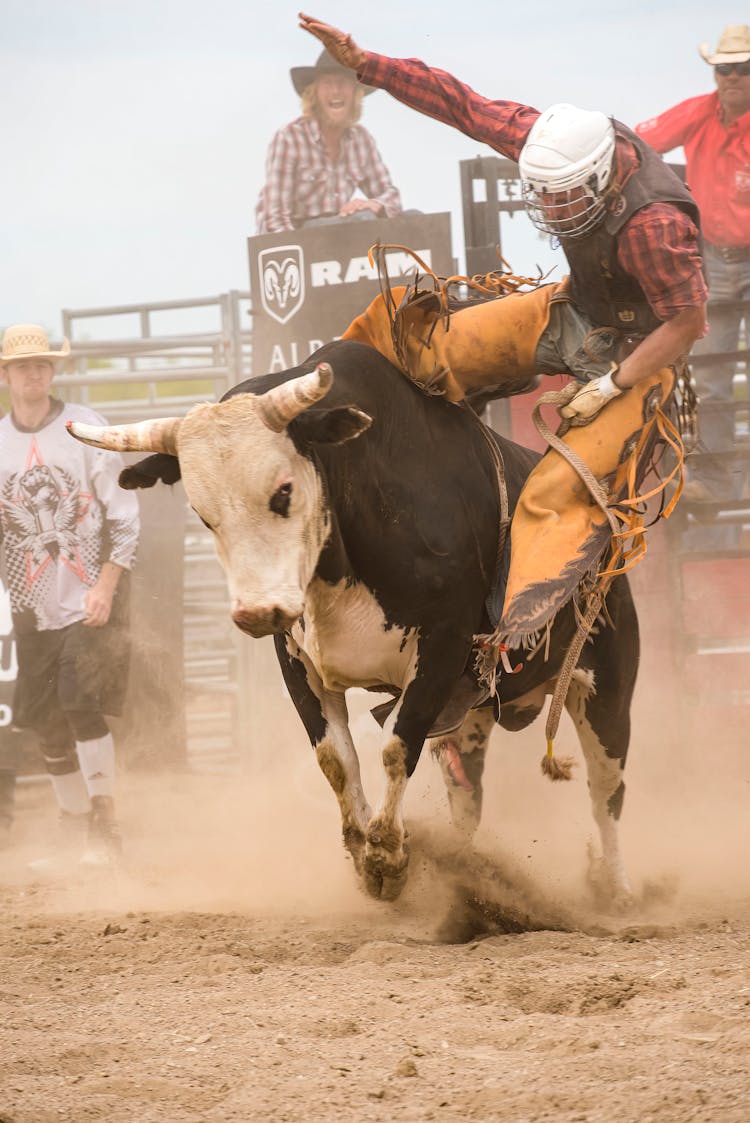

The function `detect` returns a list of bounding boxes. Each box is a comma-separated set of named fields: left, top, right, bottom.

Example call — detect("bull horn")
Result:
left=66, top=416, right=181, bottom=455
left=255, top=362, right=334, bottom=433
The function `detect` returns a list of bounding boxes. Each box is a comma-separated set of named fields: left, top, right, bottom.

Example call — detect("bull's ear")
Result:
left=119, top=453, right=182, bottom=490
left=292, top=406, right=372, bottom=446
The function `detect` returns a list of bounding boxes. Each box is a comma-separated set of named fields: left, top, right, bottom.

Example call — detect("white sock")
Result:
left=49, top=770, right=91, bottom=816
left=76, top=734, right=116, bottom=800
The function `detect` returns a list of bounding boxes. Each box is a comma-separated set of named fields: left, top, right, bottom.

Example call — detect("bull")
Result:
left=68, top=340, right=637, bottom=903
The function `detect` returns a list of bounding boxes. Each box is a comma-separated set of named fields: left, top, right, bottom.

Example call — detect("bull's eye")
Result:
left=192, top=507, right=213, bottom=531
left=269, top=481, right=292, bottom=518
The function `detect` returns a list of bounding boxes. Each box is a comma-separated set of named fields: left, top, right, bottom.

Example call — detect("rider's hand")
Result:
left=298, top=13, right=366, bottom=70
left=559, top=365, right=624, bottom=423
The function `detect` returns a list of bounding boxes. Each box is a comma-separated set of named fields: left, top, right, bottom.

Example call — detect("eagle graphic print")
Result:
left=0, top=404, right=139, bottom=633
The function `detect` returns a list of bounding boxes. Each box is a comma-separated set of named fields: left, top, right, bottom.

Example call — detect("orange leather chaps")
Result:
left=342, top=285, right=677, bottom=643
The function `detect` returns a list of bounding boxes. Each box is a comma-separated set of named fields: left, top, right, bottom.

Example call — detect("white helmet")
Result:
left=519, top=104, right=616, bottom=239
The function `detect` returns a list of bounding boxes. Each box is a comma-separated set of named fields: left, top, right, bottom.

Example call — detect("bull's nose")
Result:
left=231, top=604, right=298, bottom=637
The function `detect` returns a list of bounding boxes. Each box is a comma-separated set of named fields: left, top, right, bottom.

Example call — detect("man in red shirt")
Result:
left=637, top=25, right=750, bottom=504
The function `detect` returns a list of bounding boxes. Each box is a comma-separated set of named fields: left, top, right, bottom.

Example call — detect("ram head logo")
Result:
left=258, top=245, right=305, bottom=325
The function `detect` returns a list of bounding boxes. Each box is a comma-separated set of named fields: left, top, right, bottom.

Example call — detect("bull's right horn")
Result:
left=67, top=416, right=181, bottom=455
left=255, top=362, right=334, bottom=433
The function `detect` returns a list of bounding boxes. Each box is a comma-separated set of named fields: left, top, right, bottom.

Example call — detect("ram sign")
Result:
left=248, top=212, right=453, bottom=375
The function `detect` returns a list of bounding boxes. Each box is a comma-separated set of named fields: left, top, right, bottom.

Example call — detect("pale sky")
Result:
left=1, top=0, right=735, bottom=334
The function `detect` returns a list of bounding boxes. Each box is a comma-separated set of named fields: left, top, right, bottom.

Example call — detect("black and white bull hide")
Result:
left=68, top=340, right=638, bottom=903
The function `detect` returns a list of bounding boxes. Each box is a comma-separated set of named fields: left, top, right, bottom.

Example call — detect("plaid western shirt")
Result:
left=255, top=115, right=402, bottom=233
left=359, top=53, right=707, bottom=320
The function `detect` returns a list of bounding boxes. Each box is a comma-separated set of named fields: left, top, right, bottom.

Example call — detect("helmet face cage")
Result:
left=521, top=177, right=609, bottom=240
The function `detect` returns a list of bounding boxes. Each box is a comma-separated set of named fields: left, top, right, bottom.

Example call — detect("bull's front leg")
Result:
left=364, top=636, right=471, bottom=900
left=362, top=732, right=411, bottom=900
left=274, top=636, right=372, bottom=874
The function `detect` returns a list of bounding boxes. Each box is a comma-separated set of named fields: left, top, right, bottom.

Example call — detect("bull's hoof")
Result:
left=586, top=845, right=634, bottom=913
left=362, top=853, right=409, bottom=901
left=362, top=819, right=409, bottom=900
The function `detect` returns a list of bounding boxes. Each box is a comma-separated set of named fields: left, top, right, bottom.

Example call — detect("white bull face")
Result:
left=179, top=397, right=329, bottom=637
left=66, top=362, right=372, bottom=639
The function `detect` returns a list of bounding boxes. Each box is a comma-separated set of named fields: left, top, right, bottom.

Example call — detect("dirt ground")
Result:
left=1, top=701, right=749, bottom=1123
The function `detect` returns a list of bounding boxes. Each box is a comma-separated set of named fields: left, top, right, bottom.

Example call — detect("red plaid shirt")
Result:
left=256, top=115, right=402, bottom=233
left=359, top=53, right=707, bottom=320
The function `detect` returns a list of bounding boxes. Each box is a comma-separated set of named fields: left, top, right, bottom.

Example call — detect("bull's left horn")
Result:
left=255, top=362, right=333, bottom=433
left=67, top=416, right=181, bottom=455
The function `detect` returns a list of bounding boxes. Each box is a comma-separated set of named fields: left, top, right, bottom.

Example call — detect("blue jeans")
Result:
left=535, top=301, right=616, bottom=382
left=690, top=243, right=750, bottom=497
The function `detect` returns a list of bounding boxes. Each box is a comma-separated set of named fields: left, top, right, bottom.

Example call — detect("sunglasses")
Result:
left=715, top=61, right=750, bottom=76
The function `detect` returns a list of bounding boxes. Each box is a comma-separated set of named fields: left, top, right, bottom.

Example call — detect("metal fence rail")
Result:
left=59, top=292, right=256, bottom=772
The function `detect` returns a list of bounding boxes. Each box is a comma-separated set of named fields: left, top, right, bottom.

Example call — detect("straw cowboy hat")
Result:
left=290, top=49, right=375, bottom=96
left=0, top=323, right=71, bottom=366
left=699, top=24, right=750, bottom=65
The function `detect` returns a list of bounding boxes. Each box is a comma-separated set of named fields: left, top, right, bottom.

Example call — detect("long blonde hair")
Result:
left=301, top=80, right=364, bottom=125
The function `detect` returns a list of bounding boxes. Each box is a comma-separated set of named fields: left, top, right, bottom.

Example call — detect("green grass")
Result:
left=85, top=379, right=217, bottom=402
left=0, top=378, right=218, bottom=414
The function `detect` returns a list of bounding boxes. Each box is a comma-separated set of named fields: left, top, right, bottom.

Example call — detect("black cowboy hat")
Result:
left=290, top=49, right=375, bottom=96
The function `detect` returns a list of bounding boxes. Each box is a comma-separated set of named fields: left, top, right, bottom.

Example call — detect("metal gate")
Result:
left=57, top=291, right=278, bottom=772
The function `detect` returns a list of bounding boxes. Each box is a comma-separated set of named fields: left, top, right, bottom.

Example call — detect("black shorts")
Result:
left=13, top=601, right=131, bottom=731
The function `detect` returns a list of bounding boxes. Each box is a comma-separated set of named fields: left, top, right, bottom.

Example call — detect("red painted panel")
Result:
left=509, top=374, right=571, bottom=452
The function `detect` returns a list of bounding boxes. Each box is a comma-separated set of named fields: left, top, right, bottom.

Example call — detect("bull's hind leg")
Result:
left=565, top=579, right=639, bottom=907
left=275, top=636, right=372, bottom=874
left=432, top=705, right=494, bottom=838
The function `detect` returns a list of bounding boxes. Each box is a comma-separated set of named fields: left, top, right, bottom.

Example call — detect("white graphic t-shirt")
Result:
left=0, top=402, right=140, bottom=633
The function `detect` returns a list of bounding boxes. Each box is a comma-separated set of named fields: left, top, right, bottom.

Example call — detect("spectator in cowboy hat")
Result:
left=0, top=323, right=139, bottom=866
left=255, top=48, right=403, bottom=233
left=637, top=25, right=750, bottom=507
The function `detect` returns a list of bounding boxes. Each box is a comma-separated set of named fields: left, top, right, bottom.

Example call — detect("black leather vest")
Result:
left=564, top=122, right=702, bottom=335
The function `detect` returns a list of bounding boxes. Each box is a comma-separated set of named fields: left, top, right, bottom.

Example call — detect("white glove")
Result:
left=559, top=365, right=624, bottom=422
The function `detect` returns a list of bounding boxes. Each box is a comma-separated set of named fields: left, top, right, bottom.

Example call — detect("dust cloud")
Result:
left=5, top=650, right=749, bottom=935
